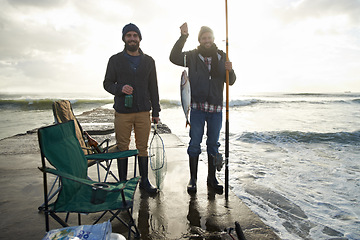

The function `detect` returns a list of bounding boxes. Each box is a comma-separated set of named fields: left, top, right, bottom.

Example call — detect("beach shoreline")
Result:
left=0, top=107, right=280, bottom=240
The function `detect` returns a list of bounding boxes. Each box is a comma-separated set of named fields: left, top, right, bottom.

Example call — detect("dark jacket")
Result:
left=170, top=35, right=236, bottom=106
left=103, top=49, right=161, bottom=117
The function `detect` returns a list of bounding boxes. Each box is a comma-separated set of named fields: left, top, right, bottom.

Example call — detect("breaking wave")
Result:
left=0, top=99, right=113, bottom=111
left=1, top=92, right=359, bottom=111
left=238, top=130, right=360, bottom=145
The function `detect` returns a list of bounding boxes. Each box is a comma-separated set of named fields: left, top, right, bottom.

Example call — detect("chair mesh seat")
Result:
left=51, top=178, right=139, bottom=213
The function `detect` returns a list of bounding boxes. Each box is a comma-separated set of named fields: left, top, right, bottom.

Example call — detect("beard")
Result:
left=125, top=41, right=140, bottom=52
left=197, top=43, right=217, bottom=57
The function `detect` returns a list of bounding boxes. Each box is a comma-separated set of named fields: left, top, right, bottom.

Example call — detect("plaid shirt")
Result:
left=192, top=54, right=223, bottom=112
left=191, top=102, right=223, bottom=113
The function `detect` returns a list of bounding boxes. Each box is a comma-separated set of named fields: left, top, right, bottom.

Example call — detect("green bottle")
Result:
left=125, top=94, right=133, bottom=108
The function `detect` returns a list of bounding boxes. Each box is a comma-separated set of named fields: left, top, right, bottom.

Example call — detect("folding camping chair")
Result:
left=38, top=100, right=137, bottom=211
left=38, top=121, right=141, bottom=239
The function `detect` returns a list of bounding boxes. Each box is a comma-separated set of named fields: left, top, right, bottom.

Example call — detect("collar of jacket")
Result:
left=122, top=47, right=144, bottom=56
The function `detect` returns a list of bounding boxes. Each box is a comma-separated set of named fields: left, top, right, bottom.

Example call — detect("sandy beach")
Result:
left=0, top=107, right=280, bottom=240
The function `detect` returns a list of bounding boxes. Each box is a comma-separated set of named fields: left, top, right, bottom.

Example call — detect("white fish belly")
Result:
left=181, top=70, right=191, bottom=125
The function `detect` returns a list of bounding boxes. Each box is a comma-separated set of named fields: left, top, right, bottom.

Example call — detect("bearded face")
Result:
left=124, top=31, right=140, bottom=52
left=199, top=32, right=214, bottom=49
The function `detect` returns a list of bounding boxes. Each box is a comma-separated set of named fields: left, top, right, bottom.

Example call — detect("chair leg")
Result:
left=38, top=186, right=61, bottom=211
left=109, top=209, right=140, bottom=239
left=45, top=211, right=49, bottom=232
left=127, top=209, right=140, bottom=239
left=49, top=212, right=69, bottom=228
left=65, top=212, right=70, bottom=222
left=42, top=165, right=50, bottom=232
left=93, top=210, right=108, bottom=225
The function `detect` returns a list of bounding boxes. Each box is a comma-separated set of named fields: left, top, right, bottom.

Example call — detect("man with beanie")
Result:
left=170, top=23, right=236, bottom=194
left=104, top=23, right=160, bottom=194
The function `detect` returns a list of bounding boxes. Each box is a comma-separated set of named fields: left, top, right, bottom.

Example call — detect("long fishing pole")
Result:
left=225, top=0, right=230, bottom=199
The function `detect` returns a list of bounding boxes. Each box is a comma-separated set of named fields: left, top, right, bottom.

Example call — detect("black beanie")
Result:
left=122, top=23, right=142, bottom=41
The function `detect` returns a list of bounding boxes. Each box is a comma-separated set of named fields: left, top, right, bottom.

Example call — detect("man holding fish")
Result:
left=170, top=22, right=236, bottom=194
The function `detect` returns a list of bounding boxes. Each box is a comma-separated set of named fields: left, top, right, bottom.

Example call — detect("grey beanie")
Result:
left=122, top=23, right=142, bottom=41
left=198, top=26, right=214, bottom=42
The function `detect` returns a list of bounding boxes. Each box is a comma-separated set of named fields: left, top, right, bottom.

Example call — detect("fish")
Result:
left=181, top=70, right=191, bottom=127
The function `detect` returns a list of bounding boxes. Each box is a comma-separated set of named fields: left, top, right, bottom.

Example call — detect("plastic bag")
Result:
left=42, top=220, right=111, bottom=240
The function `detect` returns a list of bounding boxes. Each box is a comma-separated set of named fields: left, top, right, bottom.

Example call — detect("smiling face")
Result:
left=199, top=31, right=214, bottom=49
left=124, top=31, right=140, bottom=53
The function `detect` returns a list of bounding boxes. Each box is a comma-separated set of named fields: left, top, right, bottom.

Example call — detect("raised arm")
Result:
left=169, top=23, right=189, bottom=67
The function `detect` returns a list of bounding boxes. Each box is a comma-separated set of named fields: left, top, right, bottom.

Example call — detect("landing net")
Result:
left=149, top=124, right=167, bottom=189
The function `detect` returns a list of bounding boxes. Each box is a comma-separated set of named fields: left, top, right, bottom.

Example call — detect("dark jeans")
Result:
left=187, top=108, right=222, bottom=157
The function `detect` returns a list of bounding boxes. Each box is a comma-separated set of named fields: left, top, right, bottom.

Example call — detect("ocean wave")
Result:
left=0, top=99, right=113, bottom=111
left=160, top=99, right=181, bottom=108
left=1, top=92, right=359, bottom=111
left=284, top=92, right=360, bottom=98
left=229, top=99, right=268, bottom=107
left=238, top=130, right=360, bottom=145
left=229, top=97, right=360, bottom=107
left=352, top=98, right=360, bottom=104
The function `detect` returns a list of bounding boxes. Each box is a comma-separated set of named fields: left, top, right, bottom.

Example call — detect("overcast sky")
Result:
left=1, top=0, right=360, bottom=99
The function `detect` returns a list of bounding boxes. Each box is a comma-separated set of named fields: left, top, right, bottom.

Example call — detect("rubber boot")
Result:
left=207, top=154, right=223, bottom=193
left=117, top=158, right=128, bottom=182
left=138, top=156, right=158, bottom=194
left=187, top=156, right=199, bottom=194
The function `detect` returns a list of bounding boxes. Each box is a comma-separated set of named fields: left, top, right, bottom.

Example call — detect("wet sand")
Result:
left=0, top=108, right=280, bottom=239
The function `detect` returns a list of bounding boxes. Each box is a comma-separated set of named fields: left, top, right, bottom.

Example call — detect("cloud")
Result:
left=0, top=0, right=359, bottom=95
left=275, top=0, right=360, bottom=25
left=0, top=0, right=193, bottom=96
left=0, top=1, right=90, bottom=57
left=7, top=0, right=67, bottom=9
left=0, top=0, right=98, bottom=93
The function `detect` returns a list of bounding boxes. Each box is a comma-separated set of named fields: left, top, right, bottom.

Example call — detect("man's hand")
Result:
left=225, top=61, right=232, bottom=71
left=152, top=117, right=160, bottom=124
left=122, top=85, right=133, bottom=95
left=180, top=22, right=188, bottom=36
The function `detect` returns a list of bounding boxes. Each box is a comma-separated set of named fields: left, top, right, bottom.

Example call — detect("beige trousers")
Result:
left=114, top=111, right=151, bottom=157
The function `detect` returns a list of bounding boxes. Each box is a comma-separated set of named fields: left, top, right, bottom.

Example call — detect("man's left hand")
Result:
left=225, top=61, right=232, bottom=71
left=152, top=117, right=160, bottom=124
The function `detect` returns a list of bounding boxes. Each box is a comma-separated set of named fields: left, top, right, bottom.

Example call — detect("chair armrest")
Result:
left=38, top=167, right=125, bottom=192
left=85, top=149, right=139, bottom=161
left=98, top=139, right=110, bottom=153
left=98, top=138, right=110, bottom=148
left=81, top=146, right=93, bottom=150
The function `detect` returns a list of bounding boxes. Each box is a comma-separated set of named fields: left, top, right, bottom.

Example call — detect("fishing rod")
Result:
left=225, top=0, right=230, bottom=199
